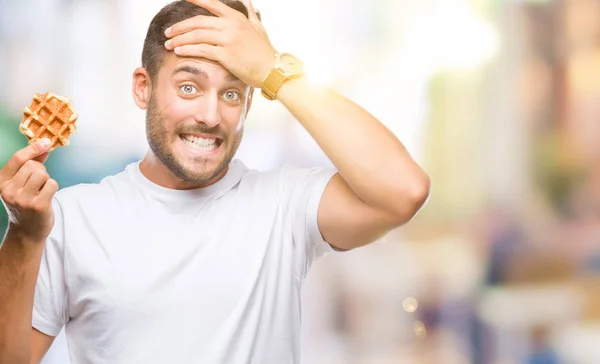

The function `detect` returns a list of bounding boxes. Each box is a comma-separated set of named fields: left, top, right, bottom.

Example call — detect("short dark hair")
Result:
left=141, top=0, right=250, bottom=82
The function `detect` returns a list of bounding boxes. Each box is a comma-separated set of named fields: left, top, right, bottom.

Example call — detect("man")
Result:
left=0, top=0, right=430, bottom=363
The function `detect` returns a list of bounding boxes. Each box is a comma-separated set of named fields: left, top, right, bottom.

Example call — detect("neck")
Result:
left=139, top=151, right=228, bottom=190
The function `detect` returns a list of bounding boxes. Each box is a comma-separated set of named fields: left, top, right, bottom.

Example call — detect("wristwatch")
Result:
left=260, top=53, right=304, bottom=101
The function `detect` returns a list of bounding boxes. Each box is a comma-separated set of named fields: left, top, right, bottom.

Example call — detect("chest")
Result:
left=62, top=194, right=299, bottom=331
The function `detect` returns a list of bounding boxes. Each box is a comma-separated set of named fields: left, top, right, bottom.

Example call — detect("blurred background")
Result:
left=1, top=0, right=600, bottom=363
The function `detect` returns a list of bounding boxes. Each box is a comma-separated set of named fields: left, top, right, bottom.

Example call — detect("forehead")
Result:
left=158, top=53, right=240, bottom=83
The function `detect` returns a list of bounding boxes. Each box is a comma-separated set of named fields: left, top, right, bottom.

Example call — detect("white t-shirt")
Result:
left=33, top=159, right=337, bottom=364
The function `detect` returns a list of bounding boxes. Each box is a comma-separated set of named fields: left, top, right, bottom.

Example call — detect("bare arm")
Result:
left=0, top=234, right=54, bottom=364
left=0, top=139, right=57, bottom=364
left=277, top=78, right=430, bottom=250
left=31, top=328, right=55, bottom=364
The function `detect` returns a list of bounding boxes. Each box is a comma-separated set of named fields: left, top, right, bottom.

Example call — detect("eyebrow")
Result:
left=172, top=65, right=240, bottom=82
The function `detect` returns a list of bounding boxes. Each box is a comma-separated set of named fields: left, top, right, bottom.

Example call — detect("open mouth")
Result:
left=179, top=133, right=223, bottom=153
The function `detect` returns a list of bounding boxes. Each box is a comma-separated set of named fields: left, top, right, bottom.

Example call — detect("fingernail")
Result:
left=174, top=47, right=181, bottom=55
left=165, top=27, right=172, bottom=37
left=39, top=138, right=51, bottom=149
left=165, top=40, right=172, bottom=49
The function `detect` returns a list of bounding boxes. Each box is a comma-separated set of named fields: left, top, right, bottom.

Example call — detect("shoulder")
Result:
left=53, top=164, right=133, bottom=208
left=237, top=161, right=336, bottom=196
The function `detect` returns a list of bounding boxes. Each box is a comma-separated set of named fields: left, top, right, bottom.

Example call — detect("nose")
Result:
left=193, top=93, right=221, bottom=128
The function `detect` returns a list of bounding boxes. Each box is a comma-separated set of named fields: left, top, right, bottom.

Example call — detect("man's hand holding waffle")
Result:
left=0, top=92, right=77, bottom=243
left=0, top=138, right=58, bottom=243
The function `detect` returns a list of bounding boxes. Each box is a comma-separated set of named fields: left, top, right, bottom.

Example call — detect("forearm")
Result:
left=277, top=77, right=430, bottom=220
left=0, top=231, right=44, bottom=364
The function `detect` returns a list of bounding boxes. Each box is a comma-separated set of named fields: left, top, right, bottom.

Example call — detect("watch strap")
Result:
left=260, top=68, right=288, bottom=101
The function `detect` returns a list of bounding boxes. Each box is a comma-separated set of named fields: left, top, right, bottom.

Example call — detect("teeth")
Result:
left=181, top=135, right=218, bottom=151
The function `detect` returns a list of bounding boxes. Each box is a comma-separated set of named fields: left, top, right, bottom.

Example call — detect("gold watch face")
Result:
left=277, top=53, right=304, bottom=77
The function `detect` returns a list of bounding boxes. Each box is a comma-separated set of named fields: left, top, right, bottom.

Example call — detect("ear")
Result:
left=132, top=67, right=151, bottom=110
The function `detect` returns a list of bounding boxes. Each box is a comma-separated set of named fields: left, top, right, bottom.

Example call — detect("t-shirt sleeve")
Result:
left=32, top=197, right=69, bottom=337
left=284, top=166, right=337, bottom=279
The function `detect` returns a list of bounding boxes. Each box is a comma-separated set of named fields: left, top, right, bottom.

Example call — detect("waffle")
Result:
left=19, top=92, right=78, bottom=151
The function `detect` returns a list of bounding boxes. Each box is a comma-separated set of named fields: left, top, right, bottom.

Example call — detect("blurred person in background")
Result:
left=526, top=326, right=560, bottom=364
left=0, top=0, right=430, bottom=363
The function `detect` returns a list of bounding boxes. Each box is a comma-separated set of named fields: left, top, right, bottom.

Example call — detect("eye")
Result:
left=222, top=91, right=240, bottom=101
left=180, top=84, right=198, bottom=95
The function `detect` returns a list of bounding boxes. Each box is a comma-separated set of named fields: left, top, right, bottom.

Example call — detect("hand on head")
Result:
left=164, top=0, right=276, bottom=88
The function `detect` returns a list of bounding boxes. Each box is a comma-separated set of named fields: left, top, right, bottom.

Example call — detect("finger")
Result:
left=165, top=15, right=226, bottom=38
left=174, top=44, right=222, bottom=62
left=166, top=29, right=224, bottom=50
left=34, top=178, right=58, bottom=205
left=21, top=168, right=49, bottom=197
left=0, top=138, right=52, bottom=182
left=8, top=160, right=44, bottom=189
left=33, top=152, right=50, bottom=164
left=184, top=0, right=245, bottom=20
left=240, top=0, right=260, bottom=23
